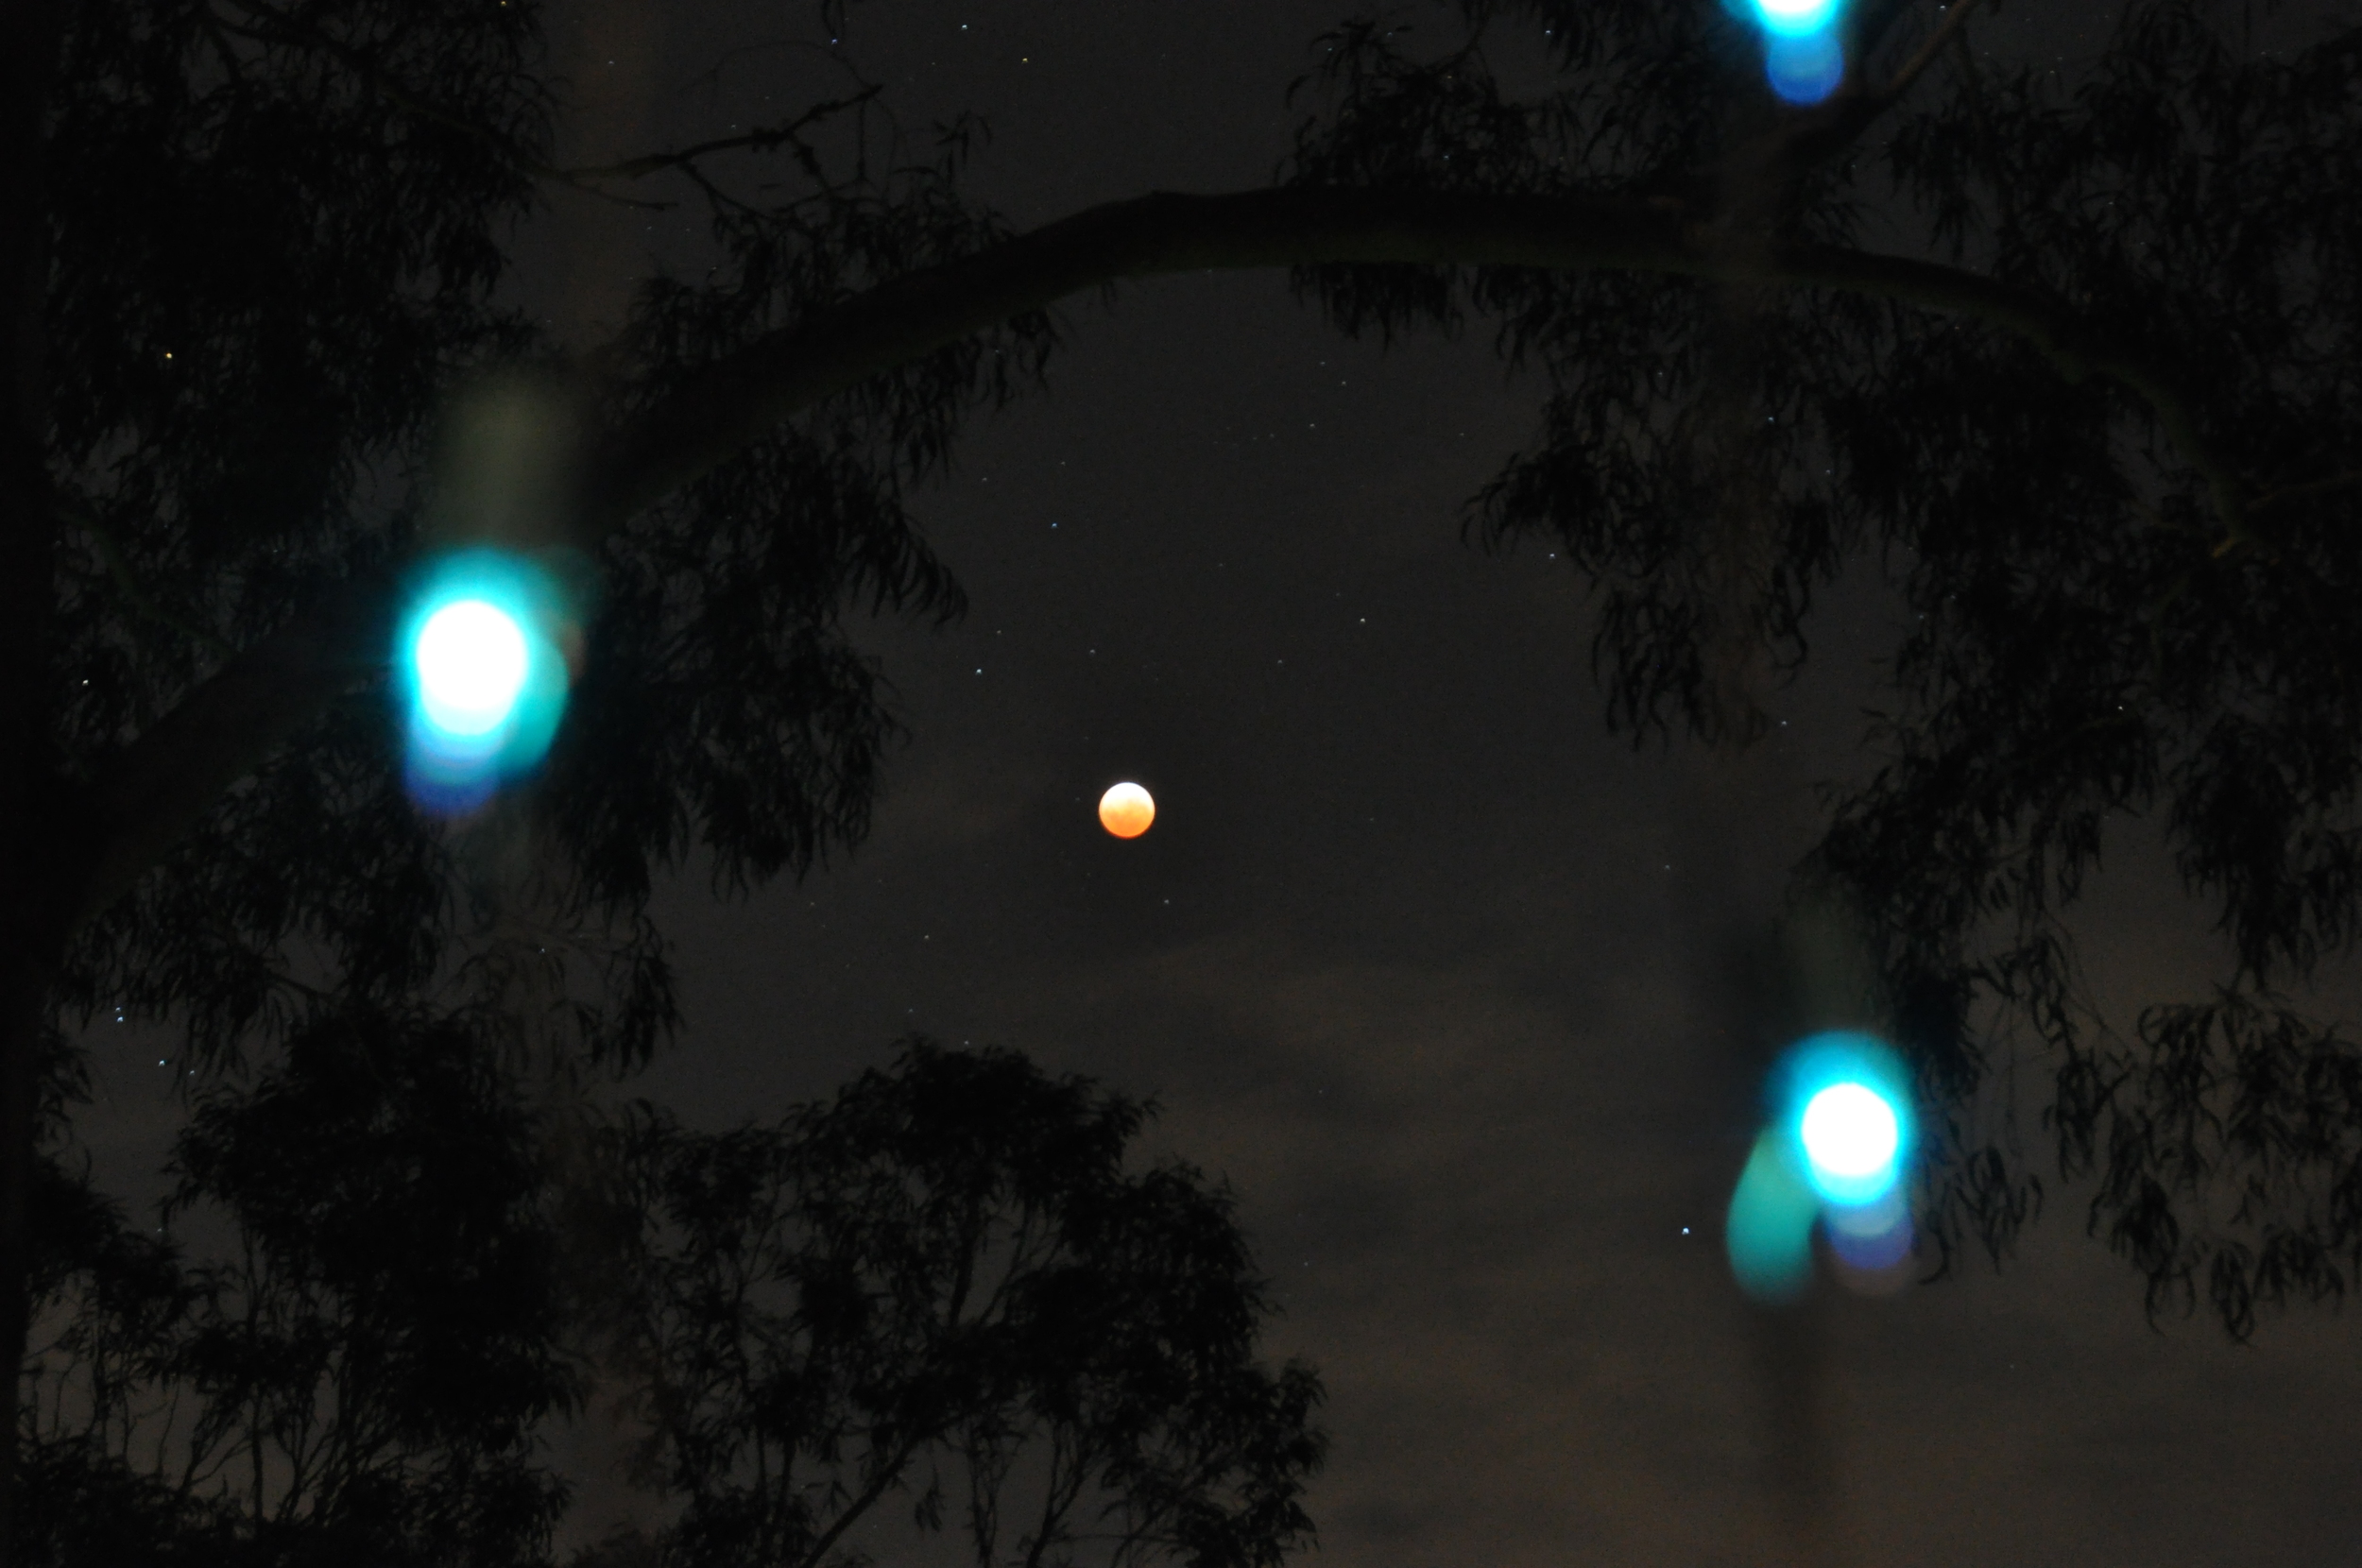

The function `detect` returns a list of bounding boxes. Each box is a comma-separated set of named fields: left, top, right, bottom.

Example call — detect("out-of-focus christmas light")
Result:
left=1799, top=1081, right=1903, bottom=1203
left=1740, top=0, right=1849, bottom=105
left=1748, top=0, right=1841, bottom=39
left=1726, top=1030, right=1917, bottom=1302
left=1764, top=29, right=1847, bottom=104
left=414, top=601, right=529, bottom=739
left=1778, top=1031, right=1913, bottom=1208
left=398, top=550, right=572, bottom=815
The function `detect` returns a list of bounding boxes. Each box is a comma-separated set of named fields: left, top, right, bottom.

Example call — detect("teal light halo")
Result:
left=1748, top=0, right=1842, bottom=39
left=1726, top=1129, right=1819, bottom=1303
left=414, top=600, right=530, bottom=737
left=1764, top=28, right=1846, bottom=104
left=396, top=548, right=572, bottom=814
left=1772, top=1030, right=1915, bottom=1208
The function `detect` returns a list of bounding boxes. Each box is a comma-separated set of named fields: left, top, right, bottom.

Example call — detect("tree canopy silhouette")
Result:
left=26, top=1035, right=1323, bottom=1567
left=597, top=1042, right=1324, bottom=1568
left=25, top=1006, right=573, bottom=1567
left=5, top=0, right=2362, bottom=1554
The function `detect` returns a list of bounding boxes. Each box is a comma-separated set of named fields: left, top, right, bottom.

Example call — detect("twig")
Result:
left=1947, top=20, right=2019, bottom=243
left=208, top=0, right=677, bottom=212
left=556, top=87, right=883, bottom=183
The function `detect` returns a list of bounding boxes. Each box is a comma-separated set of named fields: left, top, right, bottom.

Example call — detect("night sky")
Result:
left=82, top=2, right=2362, bottom=1563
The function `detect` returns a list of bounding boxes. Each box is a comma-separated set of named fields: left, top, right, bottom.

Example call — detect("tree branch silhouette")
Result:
left=72, top=183, right=2234, bottom=936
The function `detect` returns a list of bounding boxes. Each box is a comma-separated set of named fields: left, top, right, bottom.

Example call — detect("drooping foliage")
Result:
left=1286, top=0, right=2362, bottom=1332
left=552, top=97, right=1054, bottom=914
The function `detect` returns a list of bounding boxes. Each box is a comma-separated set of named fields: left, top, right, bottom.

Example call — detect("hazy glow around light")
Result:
left=398, top=550, right=573, bottom=816
left=1764, top=29, right=1846, bottom=103
left=1099, top=781, right=1155, bottom=839
left=1826, top=1187, right=1915, bottom=1274
left=414, top=601, right=529, bottom=737
left=1777, top=1031, right=1915, bottom=1207
left=1727, top=1131, right=1817, bottom=1303
left=1727, top=1030, right=1919, bottom=1299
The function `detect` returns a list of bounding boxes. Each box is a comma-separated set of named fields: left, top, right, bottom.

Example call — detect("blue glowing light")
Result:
left=1764, top=29, right=1846, bottom=104
left=1735, top=0, right=1847, bottom=106
left=398, top=550, right=572, bottom=815
left=1824, top=1187, right=1914, bottom=1271
left=1775, top=1031, right=1914, bottom=1207
left=416, top=601, right=530, bottom=737
left=1749, top=0, right=1841, bottom=39
left=1801, top=1082, right=1900, bottom=1187
left=1726, top=1030, right=1919, bottom=1300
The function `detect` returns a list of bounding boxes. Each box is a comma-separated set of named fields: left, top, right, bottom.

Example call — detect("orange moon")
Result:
left=1098, top=782, right=1155, bottom=839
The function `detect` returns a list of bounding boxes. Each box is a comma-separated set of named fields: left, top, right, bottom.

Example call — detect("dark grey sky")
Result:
left=81, top=2, right=2362, bottom=1563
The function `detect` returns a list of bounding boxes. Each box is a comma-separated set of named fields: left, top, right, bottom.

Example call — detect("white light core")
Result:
left=415, top=600, right=529, bottom=736
left=1750, top=0, right=1840, bottom=36
left=1799, top=1082, right=1901, bottom=1180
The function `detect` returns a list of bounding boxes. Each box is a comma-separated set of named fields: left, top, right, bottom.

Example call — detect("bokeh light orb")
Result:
left=1800, top=1082, right=1900, bottom=1183
left=1775, top=1031, right=1915, bottom=1207
left=397, top=549, right=573, bottom=816
left=1099, top=781, right=1155, bottom=839
left=1764, top=29, right=1846, bottom=104
left=1824, top=1187, right=1914, bottom=1274
left=1749, top=0, right=1841, bottom=37
left=414, top=600, right=530, bottom=737
left=1728, top=1030, right=1919, bottom=1299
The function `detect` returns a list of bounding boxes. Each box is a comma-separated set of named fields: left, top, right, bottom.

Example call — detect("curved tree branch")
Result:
left=581, top=186, right=2234, bottom=532
left=554, top=85, right=885, bottom=184
left=68, top=182, right=2241, bottom=931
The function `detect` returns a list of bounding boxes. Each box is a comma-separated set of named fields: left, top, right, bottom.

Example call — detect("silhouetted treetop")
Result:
left=602, top=1042, right=1325, bottom=1568
left=24, top=1036, right=1324, bottom=1568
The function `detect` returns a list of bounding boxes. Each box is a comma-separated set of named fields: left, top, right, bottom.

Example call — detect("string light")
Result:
left=1726, top=1031, right=1916, bottom=1301
left=398, top=549, right=573, bottom=815
left=1737, top=0, right=1849, bottom=105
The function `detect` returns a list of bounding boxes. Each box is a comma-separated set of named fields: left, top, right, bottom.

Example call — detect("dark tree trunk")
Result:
left=0, top=2, right=62, bottom=1562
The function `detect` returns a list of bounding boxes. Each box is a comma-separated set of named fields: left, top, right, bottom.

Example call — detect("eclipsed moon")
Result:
left=1098, top=782, right=1155, bottom=839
